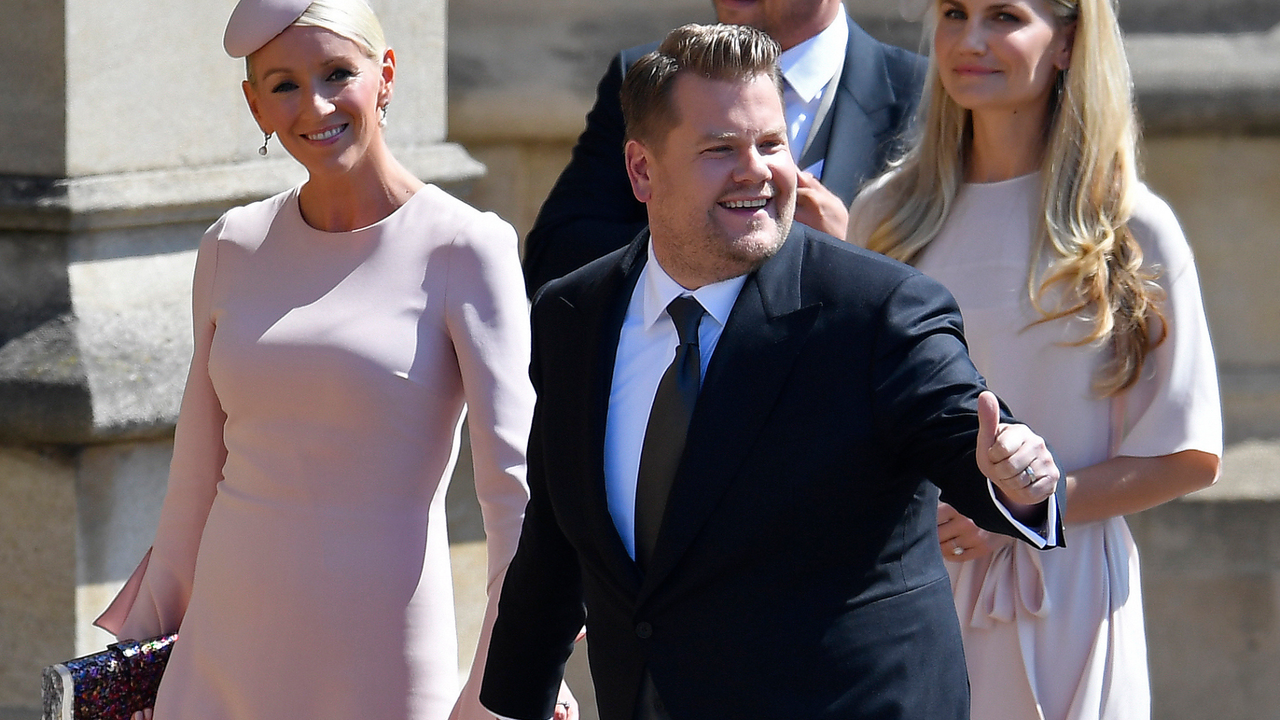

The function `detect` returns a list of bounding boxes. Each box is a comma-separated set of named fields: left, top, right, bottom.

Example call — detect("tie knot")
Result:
left=666, top=295, right=704, bottom=346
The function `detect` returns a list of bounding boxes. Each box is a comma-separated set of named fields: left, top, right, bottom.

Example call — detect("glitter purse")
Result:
left=41, top=633, right=177, bottom=720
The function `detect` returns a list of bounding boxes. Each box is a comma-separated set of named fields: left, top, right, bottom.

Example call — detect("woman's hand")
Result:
left=795, top=171, right=849, bottom=240
left=938, top=501, right=1010, bottom=562
left=553, top=679, right=579, bottom=720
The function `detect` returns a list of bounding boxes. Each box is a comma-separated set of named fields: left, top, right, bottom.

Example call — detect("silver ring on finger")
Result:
left=951, top=542, right=964, bottom=556
left=1022, top=465, right=1036, bottom=487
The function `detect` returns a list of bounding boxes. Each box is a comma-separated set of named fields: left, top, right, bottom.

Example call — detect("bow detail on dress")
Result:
left=952, top=539, right=1052, bottom=629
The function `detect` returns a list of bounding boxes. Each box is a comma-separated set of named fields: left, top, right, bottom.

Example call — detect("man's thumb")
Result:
left=977, top=390, right=1000, bottom=452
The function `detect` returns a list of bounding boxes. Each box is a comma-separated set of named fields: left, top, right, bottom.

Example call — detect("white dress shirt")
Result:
left=780, top=7, right=849, bottom=176
left=604, top=242, right=747, bottom=560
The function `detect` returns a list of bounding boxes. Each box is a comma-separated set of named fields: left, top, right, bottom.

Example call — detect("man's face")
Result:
left=712, top=0, right=839, bottom=50
left=625, top=72, right=797, bottom=289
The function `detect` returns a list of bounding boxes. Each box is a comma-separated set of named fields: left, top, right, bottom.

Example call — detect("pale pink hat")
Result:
left=223, top=0, right=313, bottom=58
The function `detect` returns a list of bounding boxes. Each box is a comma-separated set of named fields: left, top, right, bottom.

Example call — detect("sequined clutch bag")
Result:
left=41, top=634, right=177, bottom=720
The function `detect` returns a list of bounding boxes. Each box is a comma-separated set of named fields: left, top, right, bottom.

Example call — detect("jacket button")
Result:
left=635, top=622, right=653, bottom=639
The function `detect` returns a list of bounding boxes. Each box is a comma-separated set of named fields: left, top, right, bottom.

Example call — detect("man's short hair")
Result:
left=620, top=23, right=784, bottom=147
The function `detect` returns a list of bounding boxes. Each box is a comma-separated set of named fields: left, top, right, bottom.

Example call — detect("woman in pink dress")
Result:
left=847, top=0, right=1222, bottom=717
left=95, top=1, right=575, bottom=718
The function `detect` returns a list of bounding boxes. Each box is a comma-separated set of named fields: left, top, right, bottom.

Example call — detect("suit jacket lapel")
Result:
left=557, top=234, right=648, bottom=593
left=796, top=52, right=843, bottom=167
left=799, top=17, right=902, bottom=204
left=640, top=227, right=821, bottom=594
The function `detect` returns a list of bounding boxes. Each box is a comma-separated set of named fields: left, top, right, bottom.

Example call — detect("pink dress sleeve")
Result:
left=1113, top=187, right=1223, bottom=460
left=95, top=219, right=230, bottom=640
left=439, top=211, right=536, bottom=720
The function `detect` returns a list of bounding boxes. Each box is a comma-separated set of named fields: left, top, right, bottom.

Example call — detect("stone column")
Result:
left=0, top=1, right=481, bottom=718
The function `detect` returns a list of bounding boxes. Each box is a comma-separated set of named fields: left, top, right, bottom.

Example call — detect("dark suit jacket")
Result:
left=482, top=225, right=1065, bottom=720
left=521, top=16, right=926, bottom=297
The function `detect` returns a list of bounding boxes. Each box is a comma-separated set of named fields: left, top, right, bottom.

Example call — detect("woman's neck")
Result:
left=297, top=145, right=425, bottom=233
left=966, top=106, right=1051, bottom=184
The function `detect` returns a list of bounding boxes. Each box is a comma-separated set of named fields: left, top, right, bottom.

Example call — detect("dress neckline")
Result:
left=962, top=171, right=1040, bottom=190
left=286, top=184, right=431, bottom=237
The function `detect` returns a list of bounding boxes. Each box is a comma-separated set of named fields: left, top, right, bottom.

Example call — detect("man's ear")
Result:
left=625, top=139, right=654, bottom=203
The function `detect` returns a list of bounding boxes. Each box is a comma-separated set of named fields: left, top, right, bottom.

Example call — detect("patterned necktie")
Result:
left=634, top=295, right=705, bottom=572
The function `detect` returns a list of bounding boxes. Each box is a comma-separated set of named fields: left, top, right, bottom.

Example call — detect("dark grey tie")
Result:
left=634, top=295, right=705, bottom=572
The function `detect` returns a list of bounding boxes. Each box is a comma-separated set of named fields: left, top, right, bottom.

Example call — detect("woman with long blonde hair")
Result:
left=847, top=0, right=1221, bottom=717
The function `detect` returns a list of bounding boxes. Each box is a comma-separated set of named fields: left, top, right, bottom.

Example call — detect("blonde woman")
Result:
left=94, top=0, right=576, bottom=718
left=847, top=0, right=1221, bottom=717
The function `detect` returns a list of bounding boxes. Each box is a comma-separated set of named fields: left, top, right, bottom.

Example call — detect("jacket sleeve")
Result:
left=479, top=296, right=587, bottom=720
left=870, top=271, right=1064, bottom=544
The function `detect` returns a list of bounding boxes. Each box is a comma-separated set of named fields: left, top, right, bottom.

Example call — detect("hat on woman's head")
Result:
left=224, top=0, right=313, bottom=58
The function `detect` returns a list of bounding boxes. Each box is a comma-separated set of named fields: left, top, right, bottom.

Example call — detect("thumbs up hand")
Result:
left=975, top=391, right=1058, bottom=506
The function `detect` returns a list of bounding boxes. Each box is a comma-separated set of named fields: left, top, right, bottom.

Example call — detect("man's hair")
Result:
left=620, top=23, right=783, bottom=147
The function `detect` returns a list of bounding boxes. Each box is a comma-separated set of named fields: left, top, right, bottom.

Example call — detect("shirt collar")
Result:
left=641, top=241, right=746, bottom=331
left=778, top=6, right=849, bottom=103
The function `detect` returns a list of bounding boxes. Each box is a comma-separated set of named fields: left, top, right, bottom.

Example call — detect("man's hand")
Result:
left=794, top=171, right=849, bottom=240
left=975, top=391, right=1058, bottom=506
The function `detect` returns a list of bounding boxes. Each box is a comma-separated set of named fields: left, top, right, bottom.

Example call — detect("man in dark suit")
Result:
left=521, top=0, right=926, bottom=297
left=482, top=24, right=1063, bottom=720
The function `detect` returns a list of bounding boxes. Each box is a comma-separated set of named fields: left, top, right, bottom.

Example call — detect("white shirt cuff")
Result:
left=987, top=479, right=1059, bottom=548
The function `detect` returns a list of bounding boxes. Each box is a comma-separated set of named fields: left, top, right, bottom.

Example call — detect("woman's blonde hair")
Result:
left=247, top=0, right=388, bottom=82
left=865, top=0, right=1165, bottom=396
left=294, top=0, right=386, bottom=59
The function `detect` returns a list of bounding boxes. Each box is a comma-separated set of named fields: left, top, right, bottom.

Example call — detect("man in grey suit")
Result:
left=522, top=0, right=925, bottom=297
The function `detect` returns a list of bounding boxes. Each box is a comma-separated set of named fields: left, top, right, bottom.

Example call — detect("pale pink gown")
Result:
left=850, top=173, right=1222, bottom=720
left=97, top=185, right=534, bottom=720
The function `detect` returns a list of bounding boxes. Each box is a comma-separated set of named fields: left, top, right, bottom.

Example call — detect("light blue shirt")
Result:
left=780, top=7, right=849, bottom=175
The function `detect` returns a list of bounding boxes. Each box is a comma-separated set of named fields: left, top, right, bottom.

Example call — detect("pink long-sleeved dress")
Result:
left=98, top=184, right=534, bottom=720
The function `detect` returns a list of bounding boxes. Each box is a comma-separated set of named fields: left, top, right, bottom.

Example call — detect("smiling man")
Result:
left=520, top=0, right=926, bottom=298
left=480, top=23, right=1065, bottom=720
left=624, top=55, right=795, bottom=289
